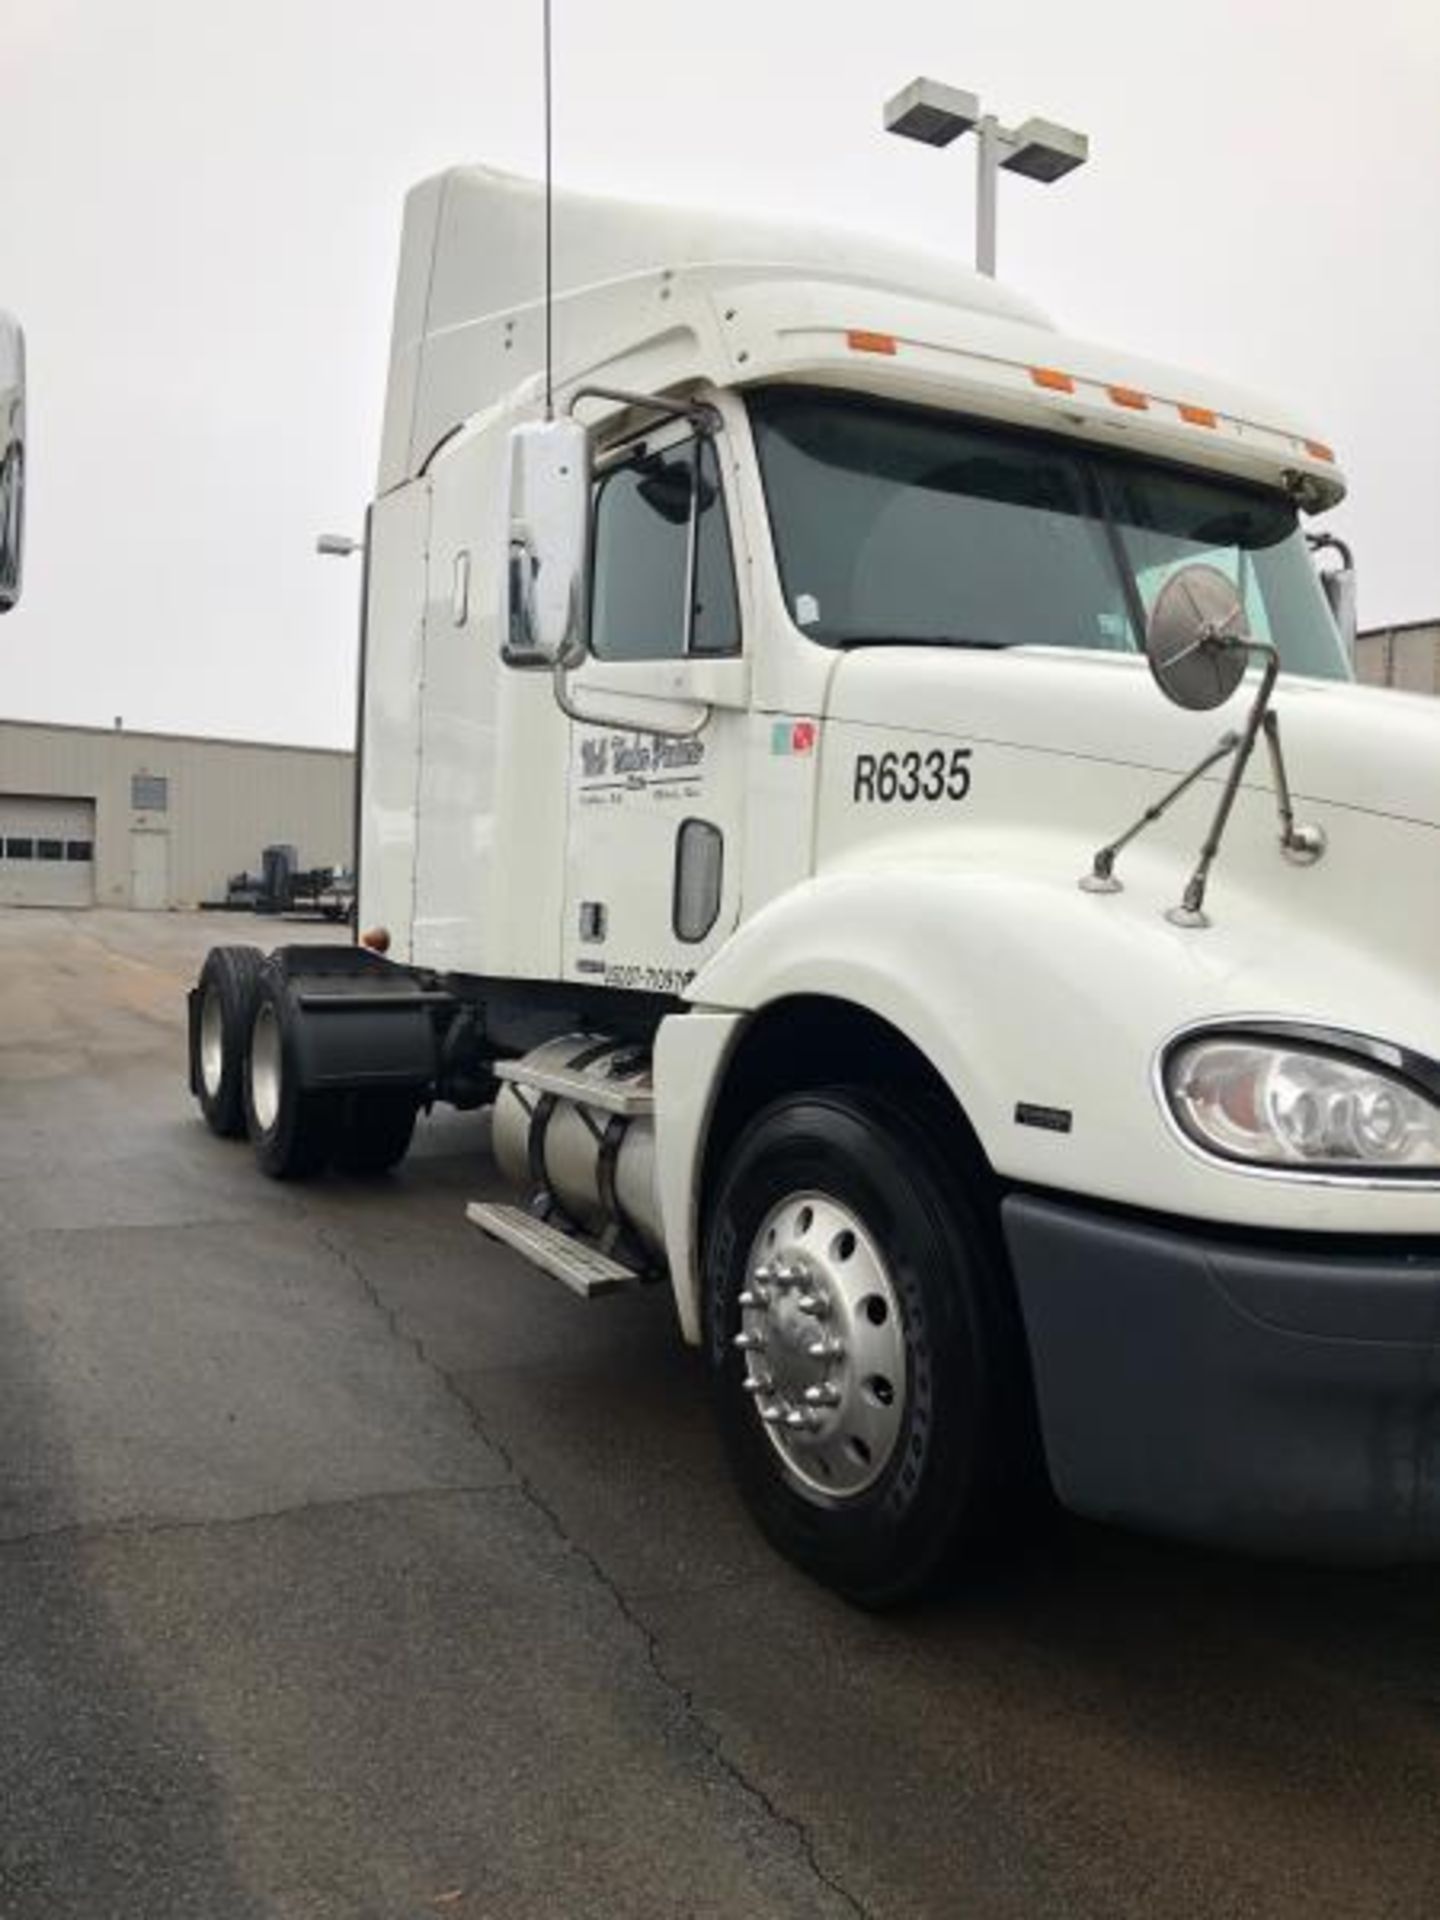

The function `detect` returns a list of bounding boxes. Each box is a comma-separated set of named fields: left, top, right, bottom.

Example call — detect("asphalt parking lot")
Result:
left=2, top=908, right=1439, bottom=1919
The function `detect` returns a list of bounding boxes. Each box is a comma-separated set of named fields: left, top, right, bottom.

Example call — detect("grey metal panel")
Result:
left=1353, top=632, right=1390, bottom=687
left=1391, top=627, right=1440, bottom=696
left=1355, top=621, right=1440, bottom=695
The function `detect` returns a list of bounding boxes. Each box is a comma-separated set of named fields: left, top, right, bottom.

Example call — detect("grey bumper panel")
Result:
left=1002, top=1195, right=1440, bottom=1561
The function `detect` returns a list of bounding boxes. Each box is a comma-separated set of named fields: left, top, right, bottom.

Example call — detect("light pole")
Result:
left=883, top=77, right=1088, bottom=278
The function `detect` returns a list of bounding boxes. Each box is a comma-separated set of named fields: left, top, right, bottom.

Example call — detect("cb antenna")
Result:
left=543, top=0, right=554, bottom=420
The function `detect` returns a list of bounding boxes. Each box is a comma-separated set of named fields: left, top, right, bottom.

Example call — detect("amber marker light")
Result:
left=1179, top=403, right=1218, bottom=428
left=360, top=926, right=392, bottom=954
left=1030, top=366, right=1075, bottom=393
left=1108, top=385, right=1148, bottom=410
left=1304, top=438, right=1336, bottom=463
left=847, top=330, right=898, bottom=355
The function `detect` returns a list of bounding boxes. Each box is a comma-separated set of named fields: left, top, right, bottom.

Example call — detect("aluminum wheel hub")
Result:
left=249, top=1001, right=282, bottom=1133
left=199, top=984, right=225, bottom=1097
left=735, top=1190, right=906, bottom=1498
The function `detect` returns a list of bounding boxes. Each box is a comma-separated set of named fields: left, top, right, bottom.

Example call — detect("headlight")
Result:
left=1165, top=1035, right=1440, bottom=1173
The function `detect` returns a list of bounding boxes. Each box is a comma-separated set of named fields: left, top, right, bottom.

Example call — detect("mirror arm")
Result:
left=1081, top=731, right=1242, bottom=894
left=1081, top=643, right=1327, bottom=920
left=680, top=433, right=703, bottom=657
left=550, top=656, right=712, bottom=739
left=1260, top=708, right=1327, bottom=869
left=1306, top=530, right=1354, bottom=571
left=567, top=385, right=721, bottom=438
left=1166, top=647, right=1280, bottom=927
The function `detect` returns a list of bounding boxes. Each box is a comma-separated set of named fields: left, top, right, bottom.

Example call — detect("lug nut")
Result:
left=759, top=1406, right=785, bottom=1425
left=806, top=1337, right=845, bottom=1361
left=795, top=1292, right=830, bottom=1317
left=733, top=1330, right=765, bottom=1351
left=784, top=1408, right=817, bottom=1431
left=741, top=1376, right=773, bottom=1397
left=737, top=1288, right=769, bottom=1311
left=803, top=1384, right=840, bottom=1407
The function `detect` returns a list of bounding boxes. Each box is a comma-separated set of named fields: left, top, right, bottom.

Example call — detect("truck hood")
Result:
left=824, top=647, right=1440, bottom=831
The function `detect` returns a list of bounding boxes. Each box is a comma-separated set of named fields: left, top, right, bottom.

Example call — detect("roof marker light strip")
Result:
left=841, top=334, right=1335, bottom=463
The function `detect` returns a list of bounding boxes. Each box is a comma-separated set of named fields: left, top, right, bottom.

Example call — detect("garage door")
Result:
left=0, top=795, right=96, bottom=907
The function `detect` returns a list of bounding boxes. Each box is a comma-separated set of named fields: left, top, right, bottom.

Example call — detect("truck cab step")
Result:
left=465, top=1201, right=646, bottom=1298
left=492, top=1056, right=653, bottom=1117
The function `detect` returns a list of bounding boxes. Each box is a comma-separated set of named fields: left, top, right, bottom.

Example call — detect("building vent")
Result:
left=131, top=773, right=168, bottom=811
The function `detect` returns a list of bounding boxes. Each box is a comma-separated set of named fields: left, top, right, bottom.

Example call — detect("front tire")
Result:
left=243, top=965, right=340, bottom=1179
left=193, top=945, right=264, bottom=1138
left=703, top=1088, right=1028, bottom=1607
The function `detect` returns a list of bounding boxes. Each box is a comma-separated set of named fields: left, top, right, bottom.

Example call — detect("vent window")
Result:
left=131, top=774, right=168, bottom=811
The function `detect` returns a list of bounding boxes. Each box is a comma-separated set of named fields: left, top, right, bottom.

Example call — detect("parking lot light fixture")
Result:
left=883, top=76, right=1089, bottom=277
left=882, top=77, right=981, bottom=148
left=1002, top=116, right=1089, bottom=185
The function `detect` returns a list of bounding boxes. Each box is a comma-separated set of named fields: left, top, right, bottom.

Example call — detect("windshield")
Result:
left=748, top=386, right=1349, bottom=680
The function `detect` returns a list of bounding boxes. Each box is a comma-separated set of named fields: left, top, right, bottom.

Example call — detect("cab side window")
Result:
left=590, top=436, right=740, bottom=660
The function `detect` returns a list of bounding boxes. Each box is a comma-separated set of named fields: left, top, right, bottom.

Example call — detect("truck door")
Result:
left=562, top=416, right=749, bottom=994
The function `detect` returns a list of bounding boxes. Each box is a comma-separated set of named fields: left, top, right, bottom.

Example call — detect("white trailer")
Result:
left=189, top=167, right=1440, bottom=1603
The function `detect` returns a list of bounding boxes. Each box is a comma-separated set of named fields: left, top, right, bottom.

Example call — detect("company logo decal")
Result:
left=579, top=732, right=705, bottom=781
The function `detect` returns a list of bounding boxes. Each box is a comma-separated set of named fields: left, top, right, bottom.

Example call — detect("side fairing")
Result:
left=407, top=414, right=572, bottom=981
left=412, top=426, right=501, bottom=972
left=358, top=481, right=430, bottom=956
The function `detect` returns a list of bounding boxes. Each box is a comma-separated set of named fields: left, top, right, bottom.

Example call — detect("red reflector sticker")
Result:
left=771, top=719, right=818, bottom=756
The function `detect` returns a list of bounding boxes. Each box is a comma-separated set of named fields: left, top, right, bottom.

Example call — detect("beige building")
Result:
left=0, top=718, right=352, bottom=909
left=1356, top=619, right=1440, bottom=697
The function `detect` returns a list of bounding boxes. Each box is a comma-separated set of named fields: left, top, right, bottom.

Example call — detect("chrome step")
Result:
left=492, top=1057, right=653, bottom=1117
left=465, top=1201, right=645, bottom=1299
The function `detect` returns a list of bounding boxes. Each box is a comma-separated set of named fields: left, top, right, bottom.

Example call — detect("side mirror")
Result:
left=1320, top=565, right=1358, bottom=661
left=1307, top=531, right=1357, bottom=663
left=504, top=418, right=590, bottom=664
left=1145, top=563, right=1250, bottom=711
left=0, top=312, right=25, bottom=614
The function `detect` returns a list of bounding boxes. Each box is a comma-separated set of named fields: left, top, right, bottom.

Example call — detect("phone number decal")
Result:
left=853, top=747, right=972, bottom=805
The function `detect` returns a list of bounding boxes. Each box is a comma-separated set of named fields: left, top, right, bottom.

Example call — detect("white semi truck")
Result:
left=188, top=167, right=1440, bottom=1604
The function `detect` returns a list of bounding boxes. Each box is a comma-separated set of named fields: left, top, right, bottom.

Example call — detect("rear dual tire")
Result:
left=194, top=949, right=421, bottom=1180
left=232, top=964, right=418, bottom=1180
left=194, top=945, right=265, bottom=1137
left=243, top=968, right=341, bottom=1179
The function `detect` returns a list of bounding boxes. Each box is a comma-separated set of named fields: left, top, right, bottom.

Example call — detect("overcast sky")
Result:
left=2, top=0, right=1437, bottom=747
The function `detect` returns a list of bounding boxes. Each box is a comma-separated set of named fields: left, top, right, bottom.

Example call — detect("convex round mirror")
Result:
left=1145, top=562, right=1250, bottom=711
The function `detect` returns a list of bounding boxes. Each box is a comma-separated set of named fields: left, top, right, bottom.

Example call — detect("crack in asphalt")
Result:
left=0, top=1482, right=510, bottom=1552
left=314, top=1221, right=875, bottom=1920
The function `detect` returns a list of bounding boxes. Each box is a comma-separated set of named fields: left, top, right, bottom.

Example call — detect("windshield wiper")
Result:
left=826, top=630, right=1010, bottom=650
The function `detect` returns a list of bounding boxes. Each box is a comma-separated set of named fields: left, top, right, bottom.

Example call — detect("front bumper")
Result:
left=1003, top=1194, right=1440, bottom=1561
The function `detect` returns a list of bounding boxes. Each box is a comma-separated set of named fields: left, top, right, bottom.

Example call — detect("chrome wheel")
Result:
left=735, top=1189, right=907, bottom=1499
left=249, top=1001, right=282, bottom=1134
left=199, top=984, right=225, bottom=1097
